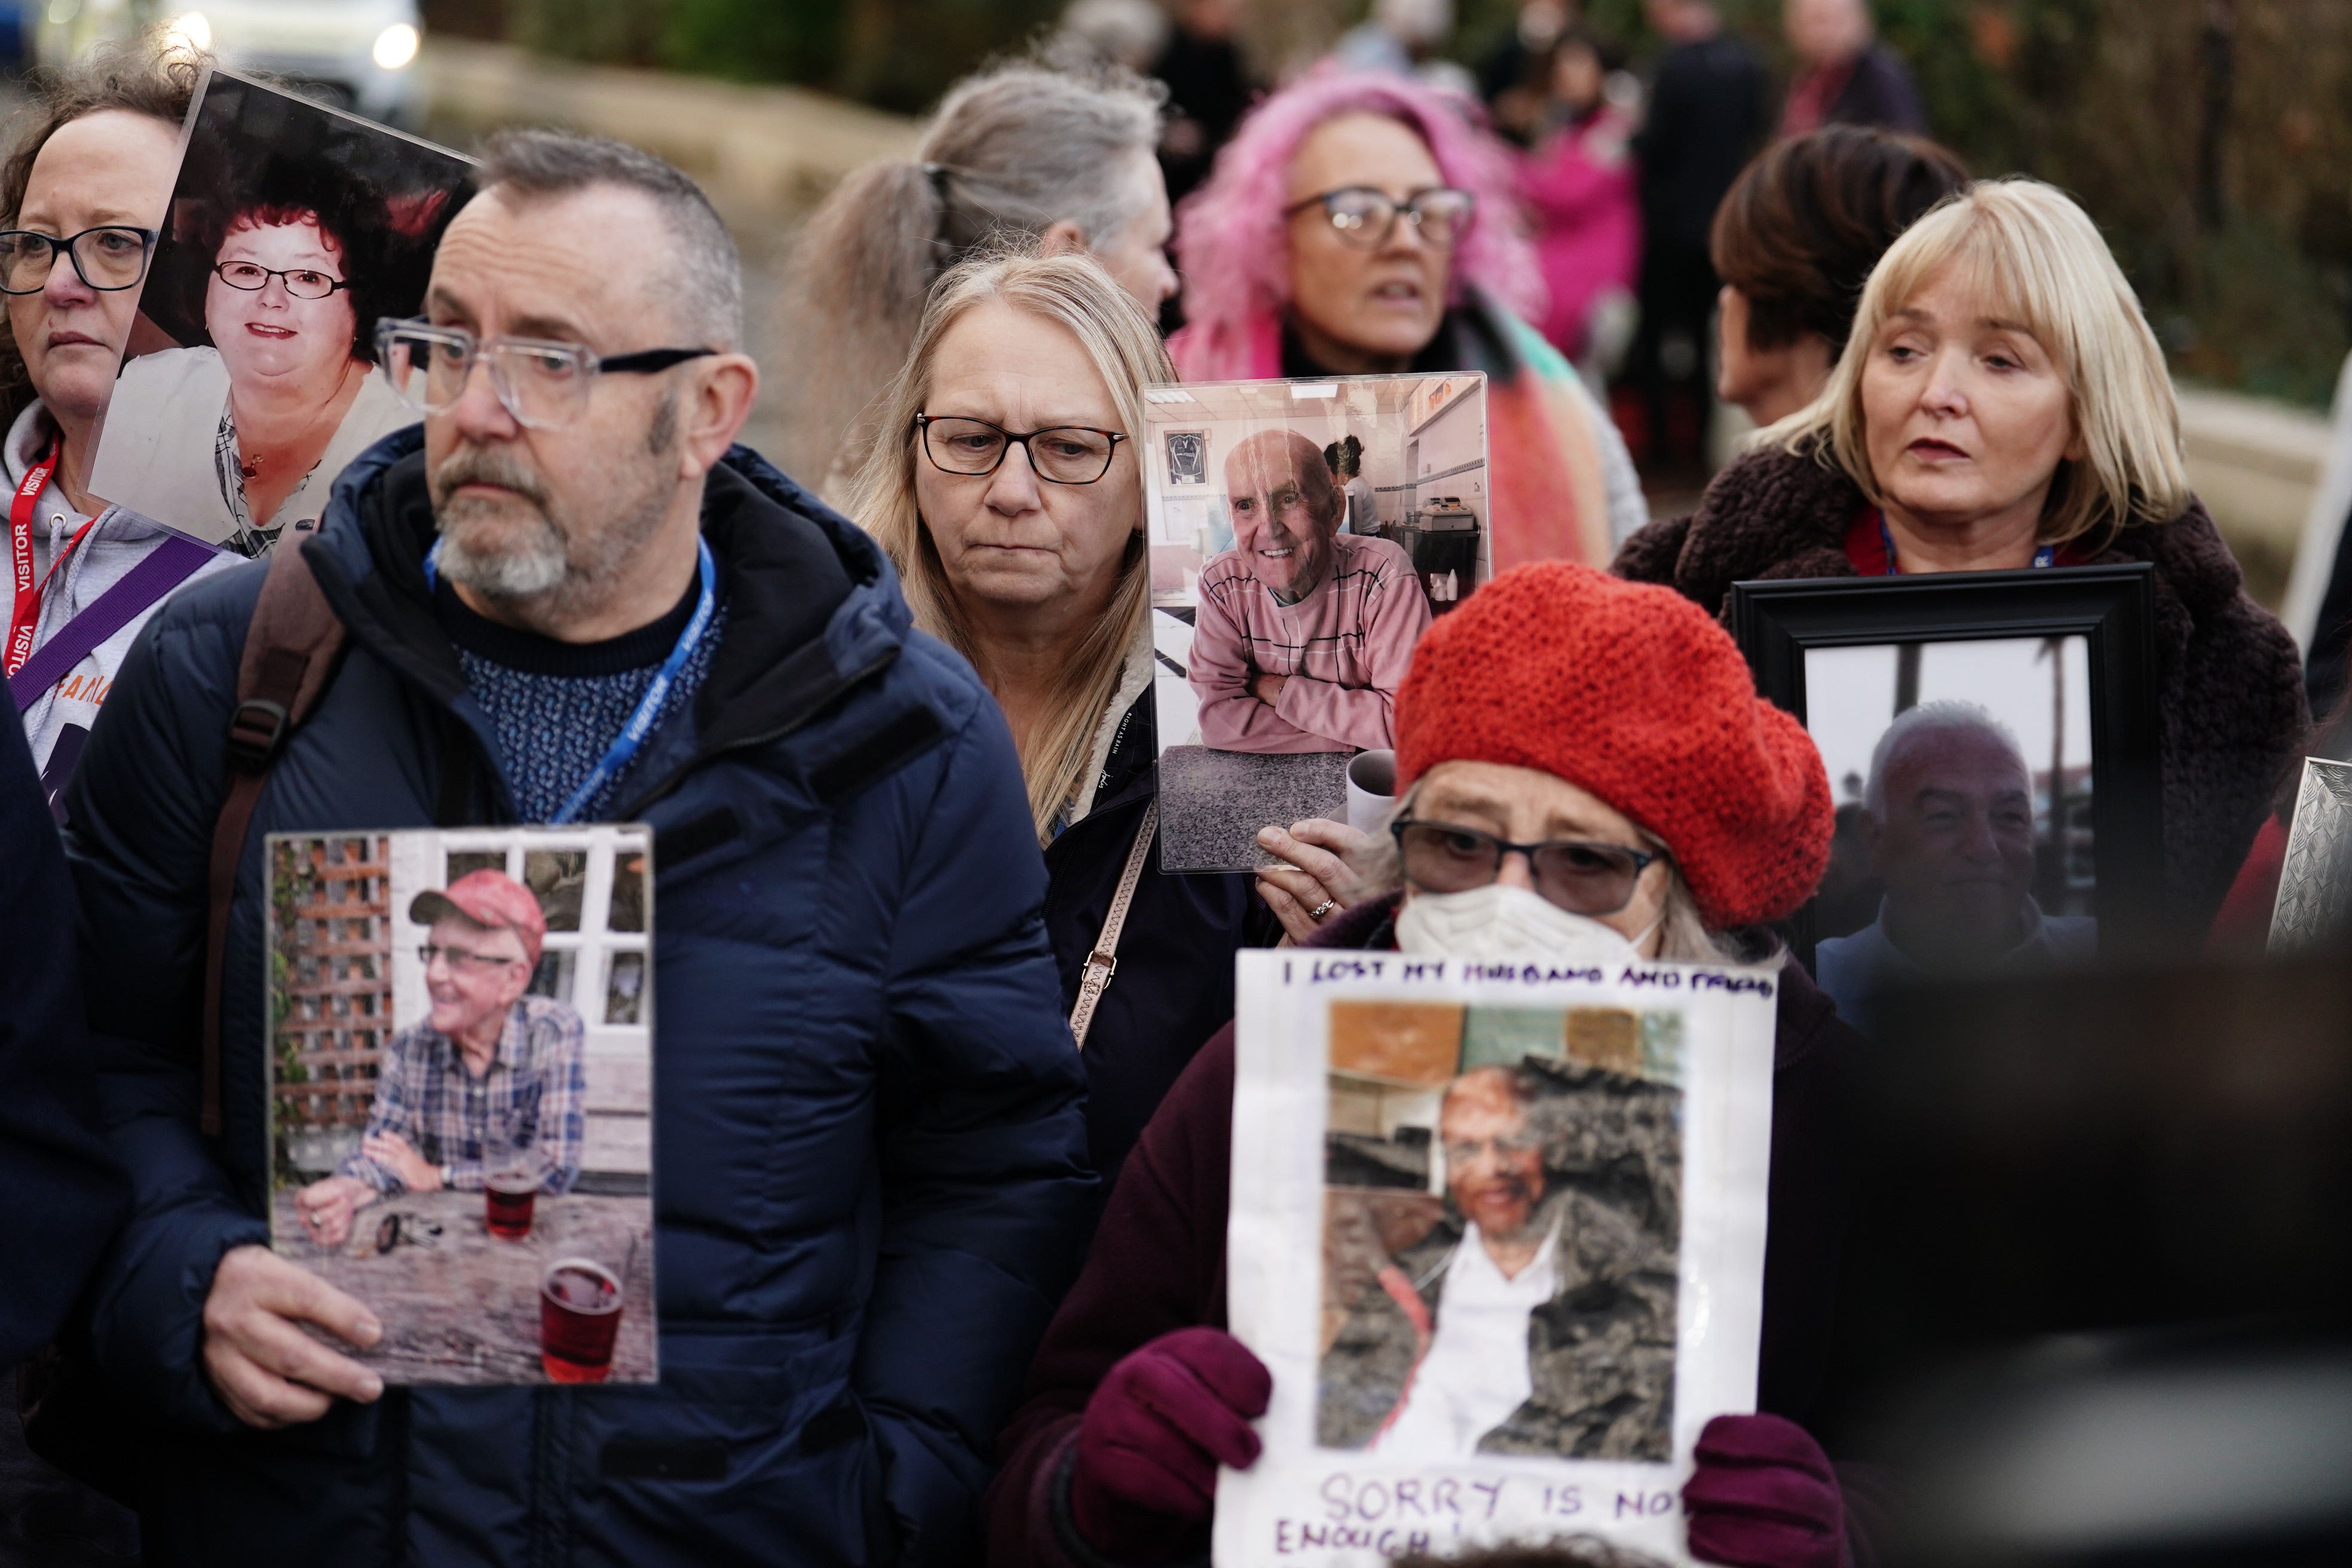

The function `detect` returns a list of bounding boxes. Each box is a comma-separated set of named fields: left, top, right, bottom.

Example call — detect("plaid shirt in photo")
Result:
left=340, top=993, right=588, bottom=1195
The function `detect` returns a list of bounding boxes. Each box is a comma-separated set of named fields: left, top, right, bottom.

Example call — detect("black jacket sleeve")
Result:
left=0, top=706, right=126, bottom=1365
left=59, top=582, right=269, bottom=1431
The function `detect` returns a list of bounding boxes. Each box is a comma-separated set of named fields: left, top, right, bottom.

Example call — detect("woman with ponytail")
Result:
left=781, top=58, right=1177, bottom=503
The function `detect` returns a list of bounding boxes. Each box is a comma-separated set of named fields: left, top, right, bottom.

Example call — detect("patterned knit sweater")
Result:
left=437, top=575, right=727, bottom=822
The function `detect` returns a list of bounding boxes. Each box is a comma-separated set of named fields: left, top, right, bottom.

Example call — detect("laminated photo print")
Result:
left=1220, top=950, right=1777, bottom=1566
left=2270, top=757, right=2352, bottom=952
left=265, top=826, right=657, bottom=1386
left=90, top=69, right=474, bottom=558
left=1145, top=375, right=1491, bottom=872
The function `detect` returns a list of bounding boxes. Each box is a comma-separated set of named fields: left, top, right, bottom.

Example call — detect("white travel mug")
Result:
left=1346, top=749, right=1398, bottom=832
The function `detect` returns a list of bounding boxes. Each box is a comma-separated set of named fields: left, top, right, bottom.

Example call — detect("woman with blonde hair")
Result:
left=784, top=57, right=1175, bottom=504
left=1616, top=177, right=2304, bottom=933
left=852, top=249, right=1269, bottom=1183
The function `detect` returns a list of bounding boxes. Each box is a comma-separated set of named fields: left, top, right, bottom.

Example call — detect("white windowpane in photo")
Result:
left=610, top=852, right=648, bottom=933
left=528, top=948, right=577, bottom=1005
left=525, top=849, right=587, bottom=932
left=446, top=850, right=505, bottom=884
left=604, top=950, right=647, bottom=1026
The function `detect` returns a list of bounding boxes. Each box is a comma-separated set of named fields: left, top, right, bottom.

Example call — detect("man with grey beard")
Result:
left=48, top=129, right=1091, bottom=1566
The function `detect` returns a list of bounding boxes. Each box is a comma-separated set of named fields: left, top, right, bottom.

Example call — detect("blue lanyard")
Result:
left=426, top=535, right=719, bottom=825
left=1878, top=515, right=2053, bottom=574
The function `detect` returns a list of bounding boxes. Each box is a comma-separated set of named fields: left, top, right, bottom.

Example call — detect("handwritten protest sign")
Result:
left=1218, top=950, right=1778, bottom=1566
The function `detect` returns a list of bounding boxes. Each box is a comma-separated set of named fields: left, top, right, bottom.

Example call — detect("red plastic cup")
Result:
left=540, top=1258, right=623, bottom=1383
left=485, top=1171, right=537, bottom=1240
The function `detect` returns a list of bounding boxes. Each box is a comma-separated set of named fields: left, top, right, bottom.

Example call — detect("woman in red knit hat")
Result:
left=984, top=563, right=1864, bottom=1568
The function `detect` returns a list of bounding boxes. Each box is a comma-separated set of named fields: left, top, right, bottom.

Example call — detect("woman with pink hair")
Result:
left=1169, top=69, right=1646, bottom=566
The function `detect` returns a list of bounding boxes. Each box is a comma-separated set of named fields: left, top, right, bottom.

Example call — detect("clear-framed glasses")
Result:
left=1391, top=819, right=1664, bottom=916
left=418, top=942, right=526, bottom=975
left=1442, top=1130, right=1542, bottom=1167
left=1282, top=186, right=1477, bottom=250
left=214, top=259, right=348, bottom=299
left=915, top=414, right=1126, bottom=486
left=0, top=225, right=158, bottom=295
left=376, top=317, right=717, bottom=431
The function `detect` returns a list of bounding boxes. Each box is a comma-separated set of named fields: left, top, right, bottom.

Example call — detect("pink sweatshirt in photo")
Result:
left=1188, top=532, right=1433, bottom=752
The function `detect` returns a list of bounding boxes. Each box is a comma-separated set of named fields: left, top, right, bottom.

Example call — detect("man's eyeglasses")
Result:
left=376, top=318, right=717, bottom=431
left=915, top=414, right=1127, bottom=486
left=1283, top=186, right=1477, bottom=250
left=1442, top=1131, right=1542, bottom=1167
left=1391, top=819, right=1664, bottom=916
left=215, top=259, right=348, bottom=299
left=418, top=942, right=526, bottom=974
left=0, top=226, right=158, bottom=295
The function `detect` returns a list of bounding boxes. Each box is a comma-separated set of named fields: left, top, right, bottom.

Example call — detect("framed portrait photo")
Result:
left=1730, top=565, right=2163, bottom=1014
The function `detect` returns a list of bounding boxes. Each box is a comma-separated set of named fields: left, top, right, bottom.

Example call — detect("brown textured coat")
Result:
left=1613, top=445, right=2308, bottom=932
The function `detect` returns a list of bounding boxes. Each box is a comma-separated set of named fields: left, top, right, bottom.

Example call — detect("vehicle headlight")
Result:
left=372, top=22, right=420, bottom=71
left=162, top=10, right=209, bottom=50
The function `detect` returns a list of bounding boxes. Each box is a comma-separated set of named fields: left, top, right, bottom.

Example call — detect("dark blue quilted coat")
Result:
left=56, top=428, right=1095, bottom=1566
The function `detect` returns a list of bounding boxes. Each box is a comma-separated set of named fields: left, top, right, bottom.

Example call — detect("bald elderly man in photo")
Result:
left=1189, top=427, right=1432, bottom=752
left=1815, top=700, right=2095, bottom=1018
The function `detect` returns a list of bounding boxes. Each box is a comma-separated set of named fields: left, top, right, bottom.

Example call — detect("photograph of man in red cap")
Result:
left=293, top=869, right=584, bottom=1250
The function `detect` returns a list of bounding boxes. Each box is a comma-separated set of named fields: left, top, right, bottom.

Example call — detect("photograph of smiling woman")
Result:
left=88, top=74, right=471, bottom=556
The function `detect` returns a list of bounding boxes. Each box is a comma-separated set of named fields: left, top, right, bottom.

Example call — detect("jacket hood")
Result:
left=302, top=427, right=905, bottom=801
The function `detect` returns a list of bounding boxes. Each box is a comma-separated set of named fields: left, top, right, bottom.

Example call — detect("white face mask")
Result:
left=1394, top=882, right=1658, bottom=963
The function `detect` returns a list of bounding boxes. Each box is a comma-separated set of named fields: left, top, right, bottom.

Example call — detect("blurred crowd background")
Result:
left=402, top=0, right=2352, bottom=411
left=7, top=0, right=2352, bottom=593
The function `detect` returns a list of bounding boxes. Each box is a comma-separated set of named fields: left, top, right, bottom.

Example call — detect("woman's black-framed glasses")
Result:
left=214, top=259, right=349, bottom=299
left=1391, top=819, right=1663, bottom=916
left=0, top=225, right=158, bottom=295
left=915, top=414, right=1126, bottom=486
left=376, top=318, right=716, bottom=431
left=1283, top=186, right=1477, bottom=250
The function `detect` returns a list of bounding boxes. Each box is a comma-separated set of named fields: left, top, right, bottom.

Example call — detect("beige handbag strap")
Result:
left=1070, top=799, right=1158, bottom=1050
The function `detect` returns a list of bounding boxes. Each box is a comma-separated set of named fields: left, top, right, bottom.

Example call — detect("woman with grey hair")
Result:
left=780, top=57, right=1175, bottom=501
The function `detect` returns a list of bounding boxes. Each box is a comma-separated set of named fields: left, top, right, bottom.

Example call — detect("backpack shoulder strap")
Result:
left=200, top=542, right=347, bottom=1135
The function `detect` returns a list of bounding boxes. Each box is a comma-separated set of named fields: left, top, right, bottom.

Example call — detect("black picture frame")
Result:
left=1729, top=564, right=2163, bottom=971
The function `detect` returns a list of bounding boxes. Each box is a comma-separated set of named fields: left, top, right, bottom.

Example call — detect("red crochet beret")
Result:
left=1393, top=562, right=1833, bottom=929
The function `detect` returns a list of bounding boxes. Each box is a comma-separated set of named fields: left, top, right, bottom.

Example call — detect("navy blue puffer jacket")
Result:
left=56, top=430, right=1094, bottom=1566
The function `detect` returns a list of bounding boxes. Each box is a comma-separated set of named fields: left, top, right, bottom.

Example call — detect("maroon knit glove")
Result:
left=1066, top=1328, right=1272, bottom=1561
left=1682, top=1413, right=1846, bottom=1568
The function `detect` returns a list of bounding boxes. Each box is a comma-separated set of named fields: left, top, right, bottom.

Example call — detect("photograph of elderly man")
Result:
left=1815, top=699, right=2096, bottom=1016
left=293, top=869, right=583, bottom=1251
left=1189, top=426, right=1432, bottom=752
left=1319, top=1057, right=1678, bottom=1463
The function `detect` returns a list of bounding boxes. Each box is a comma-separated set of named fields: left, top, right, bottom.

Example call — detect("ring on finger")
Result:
left=1310, top=898, right=1337, bottom=920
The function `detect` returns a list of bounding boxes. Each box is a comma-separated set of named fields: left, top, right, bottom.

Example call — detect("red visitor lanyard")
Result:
left=6, top=440, right=99, bottom=678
